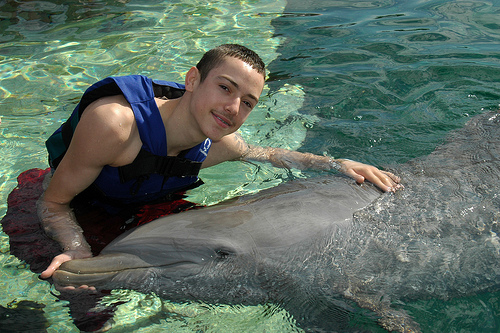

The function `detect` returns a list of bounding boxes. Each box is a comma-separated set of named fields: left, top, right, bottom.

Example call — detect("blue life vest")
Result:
left=45, top=75, right=212, bottom=205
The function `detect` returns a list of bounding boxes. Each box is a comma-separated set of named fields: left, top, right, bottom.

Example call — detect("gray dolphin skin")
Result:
left=53, top=111, right=500, bottom=332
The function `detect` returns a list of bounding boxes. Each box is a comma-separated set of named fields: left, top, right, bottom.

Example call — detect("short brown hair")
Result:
left=196, top=44, right=265, bottom=82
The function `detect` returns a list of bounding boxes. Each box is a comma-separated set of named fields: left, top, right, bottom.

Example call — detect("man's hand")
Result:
left=40, top=249, right=92, bottom=279
left=334, top=159, right=402, bottom=192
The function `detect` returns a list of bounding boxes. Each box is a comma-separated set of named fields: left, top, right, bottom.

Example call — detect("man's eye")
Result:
left=243, top=101, right=253, bottom=108
left=220, top=85, right=229, bottom=91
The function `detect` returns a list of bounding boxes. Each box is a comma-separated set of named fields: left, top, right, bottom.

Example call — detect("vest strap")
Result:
left=118, top=149, right=202, bottom=183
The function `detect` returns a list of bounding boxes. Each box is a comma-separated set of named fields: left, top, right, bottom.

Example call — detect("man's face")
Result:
left=188, top=56, right=265, bottom=141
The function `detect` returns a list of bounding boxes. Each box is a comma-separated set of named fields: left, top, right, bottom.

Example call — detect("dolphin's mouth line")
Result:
left=61, top=261, right=201, bottom=275
left=58, top=260, right=203, bottom=275
left=53, top=258, right=206, bottom=287
left=56, top=252, right=206, bottom=273
left=56, top=269, right=120, bottom=278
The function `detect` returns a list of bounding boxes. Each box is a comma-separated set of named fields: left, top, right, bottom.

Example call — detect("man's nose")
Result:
left=225, top=97, right=240, bottom=115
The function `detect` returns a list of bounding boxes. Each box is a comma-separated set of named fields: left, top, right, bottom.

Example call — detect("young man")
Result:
left=38, top=44, right=401, bottom=279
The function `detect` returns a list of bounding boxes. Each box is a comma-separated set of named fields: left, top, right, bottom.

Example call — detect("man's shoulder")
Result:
left=81, top=95, right=136, bottom=130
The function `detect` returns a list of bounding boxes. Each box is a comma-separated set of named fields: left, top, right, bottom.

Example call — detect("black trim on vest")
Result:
left=75, top=178, right=205, bottom=208
left=152, top=81, right=185, bottom=100
left=79, top=82, right=123, bottom=117
left=118, top=149, right=202, bottom=184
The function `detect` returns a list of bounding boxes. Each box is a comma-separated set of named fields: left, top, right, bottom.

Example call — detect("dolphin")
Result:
left=53, top=111, right=500, bottom=332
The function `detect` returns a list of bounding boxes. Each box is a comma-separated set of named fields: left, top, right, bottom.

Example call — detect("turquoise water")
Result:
left=0, top=0, right=499, bottom=332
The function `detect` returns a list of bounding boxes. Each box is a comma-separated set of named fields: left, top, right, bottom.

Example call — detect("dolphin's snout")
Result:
left=52, top=253, right=155, bottom=288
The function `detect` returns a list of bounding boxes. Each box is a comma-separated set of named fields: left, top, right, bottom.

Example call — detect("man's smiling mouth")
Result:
left=213, top=113, right=231, bottom=127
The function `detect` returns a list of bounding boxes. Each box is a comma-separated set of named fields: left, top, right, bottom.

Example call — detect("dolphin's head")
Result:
left=53, top=223, right=270, bottom=303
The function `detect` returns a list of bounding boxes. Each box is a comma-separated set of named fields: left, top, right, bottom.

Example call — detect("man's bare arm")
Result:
left=38, top=95, right=140, bottom=278
left=205, top=133, right=401, bottom=192
left=37, top=190, right=92, bottom=279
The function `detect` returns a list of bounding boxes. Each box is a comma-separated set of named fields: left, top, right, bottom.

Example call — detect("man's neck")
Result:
left=156, top=95, right=207, bottom=156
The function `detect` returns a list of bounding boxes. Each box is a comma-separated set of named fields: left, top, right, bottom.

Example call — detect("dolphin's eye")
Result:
left=216, top=249, right=232, bottom=259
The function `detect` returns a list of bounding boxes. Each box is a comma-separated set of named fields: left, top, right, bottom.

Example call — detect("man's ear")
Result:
left=185, top=66, right=200, bottom=92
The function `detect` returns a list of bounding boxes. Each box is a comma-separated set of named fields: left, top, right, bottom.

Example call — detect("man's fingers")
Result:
left=54, top=284, right=98, bottom=294
left=383, top=171, right=401, bottom=184
left=380, top=171, right=403, bottom=192
left=366, top=170, right=400, bottom=192
left=40, top=253, right=74, bottom=279
left=40, top=258, right=63, bottom=279
left=338, top=160, right=402, bottom=193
